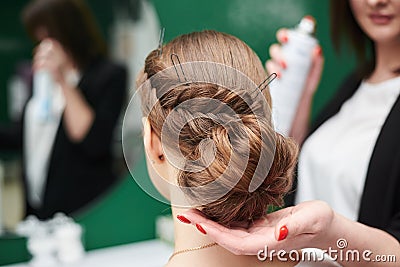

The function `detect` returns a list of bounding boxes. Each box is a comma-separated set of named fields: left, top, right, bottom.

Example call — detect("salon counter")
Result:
left=3, top=239, right=173, bottom=267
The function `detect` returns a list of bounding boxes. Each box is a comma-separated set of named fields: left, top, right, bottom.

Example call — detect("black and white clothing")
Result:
left=287, top=73, right=400, bottom=242
left=0, top=57, right=127, bottom=219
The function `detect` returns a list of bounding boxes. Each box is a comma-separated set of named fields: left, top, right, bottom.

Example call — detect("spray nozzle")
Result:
left=298, top=15, right=316, bottom=35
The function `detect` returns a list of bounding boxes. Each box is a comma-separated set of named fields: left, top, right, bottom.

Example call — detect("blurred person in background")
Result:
left=0, top=0, right=127, bottom=219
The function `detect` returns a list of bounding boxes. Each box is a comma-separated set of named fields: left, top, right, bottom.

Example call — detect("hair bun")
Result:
left=140, top=30, right=299, bottom=227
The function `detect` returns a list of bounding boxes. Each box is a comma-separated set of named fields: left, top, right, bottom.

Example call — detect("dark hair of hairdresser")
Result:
left=330, top=0, right=375, bottom=77
left=22, top=0, right=108, bottom=70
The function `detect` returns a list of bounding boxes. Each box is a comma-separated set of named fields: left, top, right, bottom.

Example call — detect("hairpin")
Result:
left=258, top=73, right=277, bottom=92
left=158, top=27, right=165, bottom=56
left=170, top=53, right=188, bottom=83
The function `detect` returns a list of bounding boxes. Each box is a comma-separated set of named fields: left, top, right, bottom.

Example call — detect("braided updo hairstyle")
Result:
left=139, top=30, right=298, bottom=227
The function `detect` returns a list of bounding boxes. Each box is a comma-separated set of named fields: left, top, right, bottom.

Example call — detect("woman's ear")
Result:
left=143, top=117, right=164, bottom=164
left=142, top=117, right=170, bottom=200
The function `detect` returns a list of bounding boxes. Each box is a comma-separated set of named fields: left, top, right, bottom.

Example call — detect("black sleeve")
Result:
left=78, top=64, right=127, bottom=158
left=0, top=121, right=23, bottom=152
left=372, top=146, right=400, bottom=242
left=386, top=214, right=400, bottom=243
left=379, top=151, right=400, bottom=243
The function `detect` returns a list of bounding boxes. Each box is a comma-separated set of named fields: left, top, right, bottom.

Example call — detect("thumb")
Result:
left=274, top=217, right=297, bottom=242
left=274, top=201, right=333, bottom=242
left=273, top=206, right=310, bottom=241
left=303, top=45, right=324, bottom=95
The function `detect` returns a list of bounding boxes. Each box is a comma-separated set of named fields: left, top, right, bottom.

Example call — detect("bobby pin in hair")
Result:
left=258, top=73, right=277, bottom=92
left=171, top=53, right=188, bottom=83
left=158, top=27, right=165, bottom=56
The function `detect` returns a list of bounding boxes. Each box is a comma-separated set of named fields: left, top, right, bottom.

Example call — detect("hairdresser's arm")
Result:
left=58, top=82, right=94, bottom=142
left=266, top=29, right=324, bottom=145
left=33, top=39, right=94, bottom=142
left=180, top=201, right=400, bottom=267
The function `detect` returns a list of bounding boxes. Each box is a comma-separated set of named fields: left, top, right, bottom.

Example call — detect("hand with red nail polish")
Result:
left=265, top=28, right=289, bottom=80
left=265, top=26, right=324, bottom=145
left=180, top=201, right=334, bottom=256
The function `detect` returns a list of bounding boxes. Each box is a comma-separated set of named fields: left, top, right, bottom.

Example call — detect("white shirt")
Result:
left=24, top=69, right=80, bottom=208
left=295, top=76, right=400, bottom=220
left=24, top=71, right=65, bottom=208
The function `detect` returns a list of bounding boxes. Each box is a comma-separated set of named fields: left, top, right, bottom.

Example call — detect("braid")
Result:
left=137, top=30, right=298, bottom=227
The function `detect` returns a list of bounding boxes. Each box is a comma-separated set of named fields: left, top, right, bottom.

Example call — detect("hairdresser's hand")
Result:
left=178, top=200, right=334, bottom=256
left=265, top=28, right=324, bottom=96
left=33, top=38, right=74, bottom=84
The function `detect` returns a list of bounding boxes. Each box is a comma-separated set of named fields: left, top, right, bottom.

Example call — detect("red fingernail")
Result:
left=282, top=35, right=288, bottom=43
left=280, top=60, right=287, bottom=69
left=177, top=215, right=191, bottom=224
left=277, top=72, right=282, bottom=79
left=278, top=225, right=288, bottom=241
left=196, top=223, right=207, bottom=235
left=315, top=46, right=322, bottom=56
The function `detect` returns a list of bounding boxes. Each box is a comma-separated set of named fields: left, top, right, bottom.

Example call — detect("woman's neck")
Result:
left=171, top=207, right=215, bottom=254
left=166, top=207, right=296, bottom=267
left=368, top=40, right=400, bottom=83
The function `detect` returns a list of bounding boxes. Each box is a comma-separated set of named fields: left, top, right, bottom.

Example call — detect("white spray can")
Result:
left=33, top=70, right=54, bottom=123
left=269, top=16, right=318, bottom=136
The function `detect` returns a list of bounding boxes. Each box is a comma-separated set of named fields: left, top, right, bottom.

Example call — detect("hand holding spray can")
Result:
left=269, top=16, right=318, bottom=136
left=33, top=40, right=55, bottom=123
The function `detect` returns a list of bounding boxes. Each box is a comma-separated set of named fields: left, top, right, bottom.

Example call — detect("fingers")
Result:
left=303, top=45, right=324, bottom=95
left=273, top=201, right=334, bottom=242
left=311, top=45, right=324, bottom=70
left=273, top=206, right=308, bottom=241
left=269, top=44, right=285, bottom=64
left=32, top=39, right=71, bottom=83
left=33, top=40, right=54, bottom=70
left=33, top=39, right=65, bottom=64
left=198, top=223, right=272, bottom=256
left=180, top=209, right=285, bottom=256
left=276, top=28, right=289, bottom=44
left=266, top=28, right=288, bottom=77
left=35, top=39, right=54, bottom=57
left=265, top=59, right=282, bottom=78
left=40, top=39, right=54, bottom=51
left=181, top=209, right=233, bottom=234
left=266, top=44, right=286, bottom=78
left=180, top=209, right=255, bottom=255
left=196, top=223, right=247, bottom=255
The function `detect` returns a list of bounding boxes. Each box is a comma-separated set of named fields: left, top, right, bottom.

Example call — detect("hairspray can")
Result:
left=269, top=16, right=318, bottom=136
left=33, top=70, right=54, bottom=122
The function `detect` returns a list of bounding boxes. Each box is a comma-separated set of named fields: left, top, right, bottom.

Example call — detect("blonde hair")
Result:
left=139, top=30, right=298, bottom=227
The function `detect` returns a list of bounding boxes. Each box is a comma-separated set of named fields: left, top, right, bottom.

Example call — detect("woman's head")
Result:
left=330, top=0, right=400, bottom=75
left=349, top=0, right=400, bottom=45
left=139, top=30, right=298, bottom=227
left=22, top=0, right=107, bottom=70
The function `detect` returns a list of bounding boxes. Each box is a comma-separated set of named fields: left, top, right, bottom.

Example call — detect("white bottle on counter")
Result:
left=269, top=16, right=318, bottom=136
